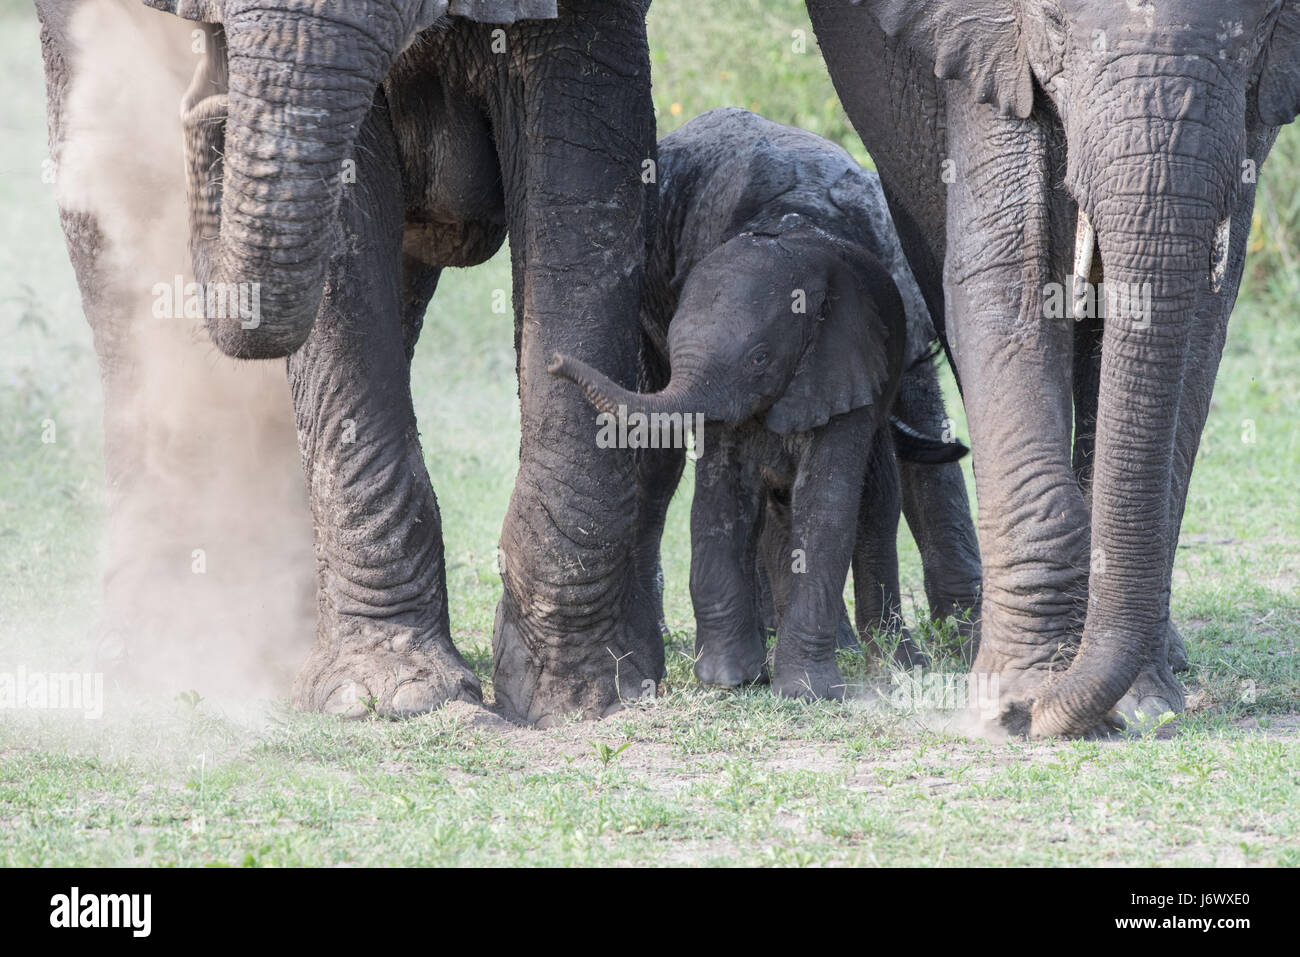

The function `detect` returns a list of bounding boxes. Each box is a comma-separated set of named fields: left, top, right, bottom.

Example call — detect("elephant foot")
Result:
left=1106, top=657, right=1185, bottom=732
left=772, top=637, right=845, bottom=702
left=694, top=634, right=770, bottom=688
left=491, top=593, right=664, bottom=726
left=291, top=616, right=480, bottom=718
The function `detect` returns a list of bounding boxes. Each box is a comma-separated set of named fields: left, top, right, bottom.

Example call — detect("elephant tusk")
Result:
left=1210, top=216, right=1232, bottom=294
left=1073, top=209, right=1096, bottom=318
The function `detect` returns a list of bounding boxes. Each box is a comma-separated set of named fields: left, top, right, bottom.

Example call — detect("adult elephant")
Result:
left=806, top=0, right=1300, bottom=736
left=38, top=0, right=661, bottom=723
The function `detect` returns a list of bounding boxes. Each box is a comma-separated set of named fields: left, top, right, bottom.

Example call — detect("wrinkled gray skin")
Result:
left=807, top=0, right=1300, bottom=736
left=40, top=0, right=661, bottom=724
left=552, top=109, right=979, bottom=699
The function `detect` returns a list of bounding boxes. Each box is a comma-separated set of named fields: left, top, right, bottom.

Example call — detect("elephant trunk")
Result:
left=548, top=353, right=718, bottom=423
left=182, top=8, right=407, bottom=359
left=1032, top=65, right=1243, bottom=737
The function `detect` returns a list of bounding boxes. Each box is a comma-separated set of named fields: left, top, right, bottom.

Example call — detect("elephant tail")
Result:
left=890, top=416, right=969, bottom=465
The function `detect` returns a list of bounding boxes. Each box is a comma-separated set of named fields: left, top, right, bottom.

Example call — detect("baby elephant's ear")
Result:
left=765, top=243, right=899, bottom=435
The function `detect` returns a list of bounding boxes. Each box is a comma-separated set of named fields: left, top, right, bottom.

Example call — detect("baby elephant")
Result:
left=551, top=108, right=955, bottom=701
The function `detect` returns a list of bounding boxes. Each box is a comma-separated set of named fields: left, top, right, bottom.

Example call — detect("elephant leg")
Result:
left=773, top=412, right=874, bottom=702
left=836, top=600, right=861, bottom=651
left=289, top=101, right=479, bottom=717
left=944, top=103, right=1092, bottom=734
left=486, top=2, right=661, bottom=724
left=689, top=426, right=768, bottom=687
left=855, top=431, right=927, bottom=669
left=399, top=256, right=441, bottom=363
left=756, top=489, right=858, bottom=651
left=894, top=359, right=982, bottom=653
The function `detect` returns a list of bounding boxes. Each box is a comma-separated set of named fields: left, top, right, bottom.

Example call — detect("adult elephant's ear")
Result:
left=1258, top=6, right=1300, bottom=127
left=142, top=0, right=223, bottom=21
left=765, top=237, right=896, bottom=436
left=866, top=0, right=1035, bottom=120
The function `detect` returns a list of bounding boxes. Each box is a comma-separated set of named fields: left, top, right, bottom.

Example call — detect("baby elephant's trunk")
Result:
left=548, top=353, right=705, bottom=420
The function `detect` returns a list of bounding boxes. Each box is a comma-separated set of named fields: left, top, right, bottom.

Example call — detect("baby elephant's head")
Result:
left=551, top=228, right=903, bottom=434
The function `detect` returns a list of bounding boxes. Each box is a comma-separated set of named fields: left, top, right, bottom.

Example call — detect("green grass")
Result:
left=0, top=1, right=1297, bottom=867
left=3, top=700, right=1298, bottom=867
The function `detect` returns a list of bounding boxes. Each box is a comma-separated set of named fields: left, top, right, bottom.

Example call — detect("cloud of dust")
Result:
left=45, top=0, right=316, bottom=703
left=845, top=667, right=1008, bottom=741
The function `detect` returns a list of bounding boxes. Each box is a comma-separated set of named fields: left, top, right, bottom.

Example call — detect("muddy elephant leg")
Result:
left=945, top=103, right=1092, bottom=734
left=854, top=431, right=927, bottom=668
left=690, top=426, right=768, bottom=687
left=289, top=103, right=479, bottom=717
left=399, top=256, right=441, bottom=363
left=488, top=1, right=660, bottom=724
left=894, top=363, right=982, bottom=655
left=772, top=413, right=874, bottom=702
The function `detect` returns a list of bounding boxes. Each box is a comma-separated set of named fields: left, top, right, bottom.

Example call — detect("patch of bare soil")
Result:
left=1231, top=713, right=1300, bottom=733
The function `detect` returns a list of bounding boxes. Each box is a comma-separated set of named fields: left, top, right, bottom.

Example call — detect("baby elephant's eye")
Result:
left=749, top=348, right=770, bottom=368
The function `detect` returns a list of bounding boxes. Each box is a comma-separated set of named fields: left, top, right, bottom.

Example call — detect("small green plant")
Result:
left=1131, top=709, right=1178, bottom=738
left=175, top=689, right=203, bottom=711
left=589, top=740, right=633, bottom=767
